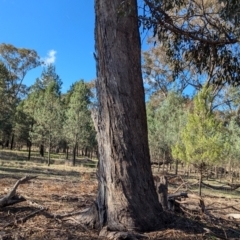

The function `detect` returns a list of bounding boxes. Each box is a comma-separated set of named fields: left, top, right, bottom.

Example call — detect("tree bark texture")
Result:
left=94, top=0, right=163, bottom=232
left=156, top=176, right=168, bottom=210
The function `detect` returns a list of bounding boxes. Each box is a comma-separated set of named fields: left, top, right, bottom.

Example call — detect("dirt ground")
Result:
left=0, top=165, right=240, bottom=240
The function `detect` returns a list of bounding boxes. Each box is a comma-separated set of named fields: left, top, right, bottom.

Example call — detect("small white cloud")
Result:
left=42, top=50, right=57, bottom=65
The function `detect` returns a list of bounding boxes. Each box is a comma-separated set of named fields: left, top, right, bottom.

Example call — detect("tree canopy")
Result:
left=141, top=0, right=240, bottom=86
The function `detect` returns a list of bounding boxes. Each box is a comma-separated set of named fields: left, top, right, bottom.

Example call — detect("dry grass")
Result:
left=0, top=153, right=240, bottom=239
left=0, top=161, right=99, bottom=239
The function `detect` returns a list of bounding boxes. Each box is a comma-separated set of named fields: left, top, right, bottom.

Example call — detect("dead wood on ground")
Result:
left=0, top=176, right=37, bottom=207
left=201, top=181, right=240, bottom=191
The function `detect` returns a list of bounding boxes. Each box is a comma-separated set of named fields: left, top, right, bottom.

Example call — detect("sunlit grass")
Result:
left=0, top=149, right=97, bottom=182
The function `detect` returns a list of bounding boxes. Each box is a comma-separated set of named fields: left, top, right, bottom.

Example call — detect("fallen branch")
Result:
left=201, top=181, right=239, bottom=191
left=0, top=176, right=37, bottom=207
left=27, top=200, right=46, bottom=210
left=63, top=217, right=90, bottom=232
left=207, top=203, right=240, bottom=211
left=4, top=208, right=44, bottom=228
left=168, top=192, right=188, bottom=199
left=227, top=183, right=240, bottom=190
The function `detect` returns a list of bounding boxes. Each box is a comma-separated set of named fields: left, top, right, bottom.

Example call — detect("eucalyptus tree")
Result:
left=77, top=0, right=164, bottom=237
left=33, top=65, right=63, bottom=166
left=64, top=80, right=95, bottom=165
left=172, top=86, right=229, bottom=195
left=0, top=62, right=11, bottom=145
left=0, top=43, right=41, bottom=97
left=74, top=0, right=240, bottom=237
left=141, top=0, right=240, bottom=88
left=143, top=40, right=196, bottom=97
left=0, top=44, right=41, bottom=148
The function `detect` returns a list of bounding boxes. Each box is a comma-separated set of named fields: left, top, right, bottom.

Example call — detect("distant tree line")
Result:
left=0, top=43, right=97, bottom=166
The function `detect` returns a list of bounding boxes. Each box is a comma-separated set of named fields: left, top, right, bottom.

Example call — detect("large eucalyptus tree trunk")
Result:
left=91, top=0, right=164, bottom=234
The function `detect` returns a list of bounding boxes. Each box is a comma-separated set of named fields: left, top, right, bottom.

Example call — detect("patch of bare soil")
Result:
left=0, top=173, right=240, bottom=239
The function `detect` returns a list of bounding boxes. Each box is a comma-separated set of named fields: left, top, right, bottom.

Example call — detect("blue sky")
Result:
left=0, top=0, right=95, bottom=92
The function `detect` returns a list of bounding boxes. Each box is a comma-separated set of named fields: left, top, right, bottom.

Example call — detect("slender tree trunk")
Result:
left=48, top=148, right=50, bottom=166
left=5, top=139, right=9, bottom=148
left=28, top=141, right=32, bottom=160
left=10, top=134, right=14, bottom=150
left=76, top=143, right=79, bottom=157
left=40, top=144, right=44, bottom=157
left=66, top=146, right=69, bottom=160
left=175, top=160, right=178, bottom=175
left=48, top=135, right=51, bottom=166
left=72, top=144, right=76, bottom=166
left=162, top=151, right=165, bottom=173
left=90, top=0, right=164, bottom=233
left=63, top=143, right=66, bottom=153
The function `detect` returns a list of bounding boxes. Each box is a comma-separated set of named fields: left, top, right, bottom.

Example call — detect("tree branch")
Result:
left=0, top=176, right=37, bottom=207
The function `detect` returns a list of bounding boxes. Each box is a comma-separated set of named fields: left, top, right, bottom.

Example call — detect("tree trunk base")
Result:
left=75, top=202, right=99, bottom=229
left=75, top=202, right=163, bottom=239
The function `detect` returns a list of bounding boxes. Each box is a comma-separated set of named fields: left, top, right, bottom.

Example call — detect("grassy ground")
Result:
left=0, top=150, right=240, bottom=239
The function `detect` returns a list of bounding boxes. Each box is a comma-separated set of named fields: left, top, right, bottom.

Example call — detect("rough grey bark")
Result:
left=93, top=0, right=164, bottom=233
left=156, top=176, right=168, bottom=210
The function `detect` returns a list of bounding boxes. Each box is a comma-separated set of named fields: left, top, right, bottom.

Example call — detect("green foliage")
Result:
left=0, top=43, right=41, bottom=96
left=0, top=62, right=11, bottom=126
left=172, top=85, right=229, bottom=166
left=227, top=117, right=240, bottom=164
left=143, top=39, right=196, bottom=96
left=0, top=43, right=41, bottom=144
left=13, top=101, right=33, bottom=145
left=31, top=65, right=63, bottom=164
left=64, top=80, right=96, bottom=158
left=141, top=0, right=240, bottom=86
left=147, top=91, right=187, bottom=163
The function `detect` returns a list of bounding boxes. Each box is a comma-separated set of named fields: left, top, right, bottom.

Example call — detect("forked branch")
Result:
left=0, top=176, right=37, bottom=207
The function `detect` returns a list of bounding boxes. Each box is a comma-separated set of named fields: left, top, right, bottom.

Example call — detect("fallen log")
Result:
left=227, top=183, right=240, bottom=190
left=0, top=176, right=37, bottom=207
left=201, top=181, right=240, bottom=191
left=168, top=192, right=188, bottom=199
